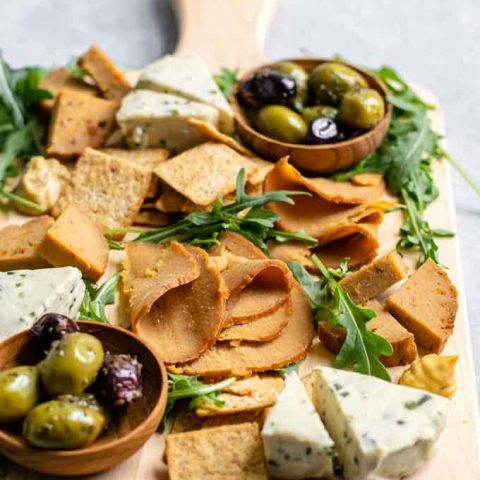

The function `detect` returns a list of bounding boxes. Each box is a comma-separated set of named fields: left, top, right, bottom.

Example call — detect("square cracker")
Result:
left=165, top=422, right=268, bottom=480
left=154, top=142, right=257, bottom=207
left=52, top=148, right=151, bottom=233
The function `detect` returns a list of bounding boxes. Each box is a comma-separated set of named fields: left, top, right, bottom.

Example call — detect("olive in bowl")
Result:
left=0, top=319, right=167, bottom=476
left=231, top=58, right=392, bottom=174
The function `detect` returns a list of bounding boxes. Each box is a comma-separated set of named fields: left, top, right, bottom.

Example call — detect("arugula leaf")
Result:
left=289, top=256, right=393, bottom=381
left=67, top=59, right=85, bottom=80
left=79, top=273, right=120, bottom=323
left=0, top=55, right=52, bottom=209
left=107, top=238, right=125, bottom=250
left=214, top=67, right=239, bottom=99
left=132, top=169, right=317, bottom=255
left=161, top=374, right=235, bottom=431
left=332, top=65, right=478, bottom=265
left=271, top=363, right=299, bottom=376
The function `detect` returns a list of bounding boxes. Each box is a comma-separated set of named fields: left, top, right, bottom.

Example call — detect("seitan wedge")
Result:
left=318, top=299, right=418, bottom=367
left=339, top=250, right=408, bottom=303
left=386, top=259, right=458, bottom=353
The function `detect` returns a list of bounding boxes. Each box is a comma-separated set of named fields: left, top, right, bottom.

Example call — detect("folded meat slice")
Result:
left=219, top=297, right=291, bottom=344
left=174, top=283, right=314, bottom=377
left=269, top=223, right=380, bottom=270
left=124, top=242, right=227, bottom=364
left=263, top=157, right=385, bottom=241
left=214, top=253, right=293, bottom=325
left=124, top=242, right=200, bottom=326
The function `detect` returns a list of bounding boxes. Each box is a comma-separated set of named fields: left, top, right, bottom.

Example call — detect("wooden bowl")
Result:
left=231, top=58, right=392, bottom=174
left=0, top=321, right=168, bottom=476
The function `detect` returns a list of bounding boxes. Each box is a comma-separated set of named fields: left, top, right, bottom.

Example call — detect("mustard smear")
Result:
left=399, top=354, right=458, bottom=398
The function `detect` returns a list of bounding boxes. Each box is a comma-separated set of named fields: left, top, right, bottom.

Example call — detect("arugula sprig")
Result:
left=289, top=256, right=393, bottom=381
left=333, top=66, right=476, bottom=265
left=0, top=55, right=52, bottom=211
left=79, top=273, right=120, bottom=323
left=214, top=67, right=239, bottom=100
left=132, top=169, right=317, bottom=255
left=161, top=373, right=235, bottom=431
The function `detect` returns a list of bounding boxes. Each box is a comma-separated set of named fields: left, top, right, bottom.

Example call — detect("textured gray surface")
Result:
left=3, top=0, right=479, bottom=389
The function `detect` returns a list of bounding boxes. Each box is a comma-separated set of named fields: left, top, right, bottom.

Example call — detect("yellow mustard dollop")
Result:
left=399, top=354, right=458, bottom=397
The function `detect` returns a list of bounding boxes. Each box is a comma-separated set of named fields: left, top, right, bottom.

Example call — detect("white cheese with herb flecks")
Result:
left=137, top=54, right=234, bottom=134
left=0, top=267, right=85, bottom=340
left=117, top=90, right=219, bottom=153
left=262, top=372, right=337, bottom=479
left=313, top=367, right=449, bottom=480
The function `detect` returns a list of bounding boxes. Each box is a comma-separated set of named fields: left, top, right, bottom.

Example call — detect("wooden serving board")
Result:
left=3, top=0, right=480, bottom=478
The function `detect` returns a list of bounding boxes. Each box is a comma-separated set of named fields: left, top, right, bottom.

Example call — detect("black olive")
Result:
left=31, top=313, right=79, bottom=354
left=95, top=353, right=143, bottom=406
left=306, top=117, right=342, bottom=144
left=237, top=69, right=296, bottom=108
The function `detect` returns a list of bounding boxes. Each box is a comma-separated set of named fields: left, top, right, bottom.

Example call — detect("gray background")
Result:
left=3, top=0, right=479, bottom=389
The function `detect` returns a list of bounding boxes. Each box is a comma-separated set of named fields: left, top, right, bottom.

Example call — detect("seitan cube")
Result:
left=39, top=204, right=108, bottom=281
left=39, top=67, right=98, bottom=110
left=78, top=45, right=131, bottom=101
left=319, top=299, right=418, bottom=367
left=386, top=259, right=458, bottom=353
left=165, top=422, right=268, bottom=480
left=46, top=90, right=119, bottom=158
left=339, top=250, right=408, bottom=303
left=52, top=148, right=151, bottom=234
left=0, top=216, right=54, bottom=270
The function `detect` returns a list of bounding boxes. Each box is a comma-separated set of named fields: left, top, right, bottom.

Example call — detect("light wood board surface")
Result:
left=2, top=0, right=480, bottom=478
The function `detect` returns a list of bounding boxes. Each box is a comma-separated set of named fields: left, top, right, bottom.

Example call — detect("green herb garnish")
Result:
left=79, top=273, right=120, bottom=323
left=67, top=59, right=85, bottom=80
left=271, top=363, right=299, bottom=376
left=0, top=55, right=52, bottom=210
left=214, top=67, right=239, bottom=100
left=107, top=238, right=125, bottom=251
left=333, top=66, right=478, bottom=265
left=161, top=373, right=235, bottom=431
left=289, top=256, right=393, bottom=381
left=132, top=169, right=317, bottom=255
left=404, top=394, right=431, bottom=410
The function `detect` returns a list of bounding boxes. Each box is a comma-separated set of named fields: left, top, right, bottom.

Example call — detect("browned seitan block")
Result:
left=386, top=258, right=458, bottom=354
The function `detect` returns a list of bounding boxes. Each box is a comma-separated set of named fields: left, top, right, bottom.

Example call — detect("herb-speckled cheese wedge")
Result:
left=0, top=267, right=85, bottom=340
left=313, top=367, right=449, bottom=480
left=262, top=372, right=337, bottom=479
left=117, top=90, right=219, bottom=153
left=137, top=54, right=234, bottom=134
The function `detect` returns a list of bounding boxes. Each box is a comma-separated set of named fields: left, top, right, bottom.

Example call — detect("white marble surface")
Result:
left=3, top=0, right=479, bottom=390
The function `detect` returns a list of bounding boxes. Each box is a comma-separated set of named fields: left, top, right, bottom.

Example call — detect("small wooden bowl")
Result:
left=231, top=58, right=392, bottom=174
left=0, top=321, right=168, bottom=476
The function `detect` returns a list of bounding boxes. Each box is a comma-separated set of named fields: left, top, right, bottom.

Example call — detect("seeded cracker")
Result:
left=165, top=422, right=268, bottom=480
left=154, top=142, right=257, bottom=207
left=52, top=148, right=151, bottom=234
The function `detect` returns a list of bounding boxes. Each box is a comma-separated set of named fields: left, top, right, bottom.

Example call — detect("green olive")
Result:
left=0, top=366, right=41, bottom=423
left=257, top=105, right=307, bottom=143
left=23, top=394, right=107, bottom=449
left=338, top=88, right=385, bottom=129
left=309, top=62, right=368, bottom=106
left=40, top=332, right=104, bottom=398
left=301, top=105, right=338, bottom=124
left=273, top=61, right=309, bottom=110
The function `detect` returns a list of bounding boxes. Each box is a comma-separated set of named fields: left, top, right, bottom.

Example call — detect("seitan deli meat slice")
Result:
left=194, top=376, right=284, bottom=417
left=213, top=252, right=293, bottom=326
left=165, top=423, right=268, bottom=480
left=339, top=250, right=408, bottom=303
left=125, top=243, right=227, bottom=364
left=218, top=299, right=291, bottom=344
left=174, top=283, right=313, bottom=377
left=386, top=259, right=458, bottom=353
left=210, top=231, right=266, bottom=260
left=0, top=216, right=54, bottom=270
left=318, top=299, right=417, bottom=367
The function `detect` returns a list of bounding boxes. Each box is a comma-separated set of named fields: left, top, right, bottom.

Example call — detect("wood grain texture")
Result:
left=231, top=58, right=392, bottom=174
left=0, top=322, right=168, bottom=476
left=2, top=0, right=479, bottom=477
